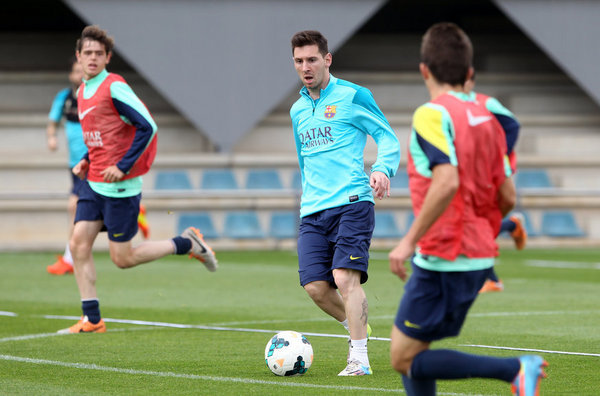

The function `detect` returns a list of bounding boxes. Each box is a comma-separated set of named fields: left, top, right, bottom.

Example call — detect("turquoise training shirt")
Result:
left=48, top=88, right=87, bottom=168
left=290, top=74, right=400, bottom=217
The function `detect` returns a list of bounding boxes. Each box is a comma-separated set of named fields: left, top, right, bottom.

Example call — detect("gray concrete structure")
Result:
left=494, top=0, right=600, bottom=106
left=64, top=0, right=385, bottom=152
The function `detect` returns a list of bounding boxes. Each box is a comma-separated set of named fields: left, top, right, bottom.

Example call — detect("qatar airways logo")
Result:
left=300, top=126, right=333, bottom=149
left=83, top=130, right=103, bottom=147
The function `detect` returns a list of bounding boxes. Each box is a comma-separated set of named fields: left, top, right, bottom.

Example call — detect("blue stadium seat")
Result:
left=390, top=171, right=409, bottom=190
left=245, top=169, right=283, bottom=189
left=201, top=169, right=238, bottom=190
left=154, top=170, right=192, bottom=190
left=176, top=212, right=219, bottom=239
left=498, top=211, right=538, bottom=238
left=406, top=211, right=415, bottom=230
left=291, top=170, right=303, bottom=191
left=515, top=169, right=552, bottom=189
left=541, top=211, right=585, bottom=237
left=373, top=211, right=402, bottom=238
left=269, top=211, right=298, bottom=239
left=223, top=211, right=265, bottom=239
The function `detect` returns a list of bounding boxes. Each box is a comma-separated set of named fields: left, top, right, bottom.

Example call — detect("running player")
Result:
left=59, top=25, right=217, bottom=334
left=388, top=22, right=547, bottom=396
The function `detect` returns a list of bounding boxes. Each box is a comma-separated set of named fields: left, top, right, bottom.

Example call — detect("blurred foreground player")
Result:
left=388, top=23, right=547, bottom=396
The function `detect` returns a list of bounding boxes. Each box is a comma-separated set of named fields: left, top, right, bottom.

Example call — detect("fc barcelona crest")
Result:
left=324, top=105, right=337, bottom=119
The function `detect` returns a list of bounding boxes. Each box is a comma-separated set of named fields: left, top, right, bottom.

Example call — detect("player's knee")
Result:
left=303, top=282, right=328, bottom=304
left=332, top=269, right=359, bottom=295
left=111, top=253, right=133, bottom=269
left=390, top=351, right=412, bottom=375
left=69, top=237, right=90, bottom=261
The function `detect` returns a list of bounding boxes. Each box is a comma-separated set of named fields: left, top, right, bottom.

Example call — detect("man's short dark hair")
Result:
left=291, top=30, right=329, bottom=56
left=76, top=25, right=114, bottom=54
left=421, top=22, right=473, bottom=86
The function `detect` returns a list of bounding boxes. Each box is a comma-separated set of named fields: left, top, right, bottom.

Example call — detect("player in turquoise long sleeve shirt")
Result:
left=291, top=74, right=401, bottom=217
left=290, top=30, right=400, bottom=377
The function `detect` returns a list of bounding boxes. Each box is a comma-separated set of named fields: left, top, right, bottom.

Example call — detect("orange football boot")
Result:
left=57, top=316, right=106, bottom=334
left=137, top=203, right=150, bottom=239
left=47, top=255, right=74, bottom=275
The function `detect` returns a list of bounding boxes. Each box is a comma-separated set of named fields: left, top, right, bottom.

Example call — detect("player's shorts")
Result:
left=69, top=171, right=85, bottom=196
left=394, top=259, right=491, bottom=342
left=297, top=201, right=374, bottom=287
left=74, top=181, right=140, bottom=242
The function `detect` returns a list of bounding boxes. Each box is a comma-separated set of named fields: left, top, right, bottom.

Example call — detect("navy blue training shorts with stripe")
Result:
left=297, top=201, right=374, bottom=287
left=74, top=181, right=141, bottom=242
left=394, top=259, right=492, bottom=342
left=70, top=171, right=85, bottom=196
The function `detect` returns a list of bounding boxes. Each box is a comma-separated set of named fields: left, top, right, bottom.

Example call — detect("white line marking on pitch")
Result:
left=0, top=354, right=488, bottom=396
left=525, top=259, right=600, bottom=270
left=42, top=314, right=391, bottom=341
left=40, top=314, right=599, bottom=357
left=0, top=311, right=17, bottom=317
left=469, top=310, right=600, bottom=318
left=0, top=328, right=150, bottom=344
left=461, top=344, right=600, bottom=357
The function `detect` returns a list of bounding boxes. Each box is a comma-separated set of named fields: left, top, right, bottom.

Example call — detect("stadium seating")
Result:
left=269, top=211, right=299, bottom=239
left=373, top=211, right=402, bottom=238
left=406, top=211, right=415, bottom=230
left=499, top=211, right=538, bottom=238
left=515, top=169, right=553, bottom=189
left=223, top=211, right=265, bottom=238
left=390, top=171, right=409, bottom=190
left=518, top=211, right=539, bottom=237
left=154, top=170, right=193, bottom=190
left=245, top=169, right=283, bottom=189
left=541, top=211, right=585, bottom=237
left=176, top=212, right=219, bottom=239
left=291, top=170, right=303, bottom=191
left=201, top=169, right=239, bottom=190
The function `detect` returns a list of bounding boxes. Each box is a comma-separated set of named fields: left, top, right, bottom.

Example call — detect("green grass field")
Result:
left=1, top=248, right=599, bottom=395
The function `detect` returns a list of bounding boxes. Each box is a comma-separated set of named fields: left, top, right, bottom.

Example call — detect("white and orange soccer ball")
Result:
left=264, top=331, right=313, bottom=376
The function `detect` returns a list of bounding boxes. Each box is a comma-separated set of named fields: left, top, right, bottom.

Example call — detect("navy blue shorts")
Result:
left=297, top=201, right=374, bottom=287
left=74, top=181, right=141, bottom=242
left=70, top=171, right=85, bottom=196
left=394, top=260, right=491, bottom=342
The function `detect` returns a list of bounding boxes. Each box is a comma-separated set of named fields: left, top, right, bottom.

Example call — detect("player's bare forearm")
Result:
left=46, top=122, right=59, bottom=151
left=389, top=164, right=457, bottom=281
left=497, top=177, right=516, bottom=217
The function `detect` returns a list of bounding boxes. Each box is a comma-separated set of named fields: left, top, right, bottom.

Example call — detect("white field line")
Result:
left=0, top=311, right=17, bottom=317
left=0, top=353, right=493, bottom=396
left=460, top=344, right=600, bottom=357
left=469, top=310, right=600, bottom=318
left=167, top=309, right=600, bottom=327
left=525, top=259, right=600, bottom=270
left=42, top=314, right=369, bottom=340
left=39, top=314, right=599, bottom=357
left=0, top=327, right=148, bottom=343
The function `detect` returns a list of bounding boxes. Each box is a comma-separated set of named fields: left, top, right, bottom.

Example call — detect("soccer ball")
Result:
left=264, top=331, right=313, bottom=376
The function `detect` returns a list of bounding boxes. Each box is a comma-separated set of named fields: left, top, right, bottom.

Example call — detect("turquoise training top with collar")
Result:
left=290, top=74, right=401, bottom=217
